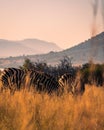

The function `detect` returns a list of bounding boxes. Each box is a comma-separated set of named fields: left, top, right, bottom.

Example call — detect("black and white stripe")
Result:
left=58, top=72, right=85, bottom=95
left=26, top=70, right=59, bottom=94
left=58, top=73, right=75, bottom=94
left=0, top=68, right=26, bottom=93
left=0, top=67, right=85, bottom=95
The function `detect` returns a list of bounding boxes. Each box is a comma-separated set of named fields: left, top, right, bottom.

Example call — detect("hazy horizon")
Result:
left=0, top=0, right=104, bottom=49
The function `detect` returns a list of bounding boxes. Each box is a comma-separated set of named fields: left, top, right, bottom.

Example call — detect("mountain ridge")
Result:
left=0, top=32, right=104, bottom=68
left=0, top=38, right=62, bottom=58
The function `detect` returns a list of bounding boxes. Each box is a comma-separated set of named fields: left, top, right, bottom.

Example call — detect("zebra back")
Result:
left=25, top=70, right=59, bottom=94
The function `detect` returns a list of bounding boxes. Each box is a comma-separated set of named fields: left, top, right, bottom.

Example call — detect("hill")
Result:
left=0, top=32, right=104, bottom=68
left=0, top=39, right=61, bottom=57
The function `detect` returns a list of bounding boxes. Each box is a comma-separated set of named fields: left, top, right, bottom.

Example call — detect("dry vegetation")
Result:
left=0, top=85, right=104, bottom=130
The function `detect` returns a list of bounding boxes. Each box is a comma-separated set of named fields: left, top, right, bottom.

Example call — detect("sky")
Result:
left=0, top=0, right=104, bottom=49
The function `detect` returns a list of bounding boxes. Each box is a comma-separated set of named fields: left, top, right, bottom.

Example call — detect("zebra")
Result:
left=25, top=70, right=59, bottom=94
left=58, top=72, right=85, bottom=95
left=0, top=68, right=60, bottom=94
left=0, top=68, right=26, bottom=93
left=58, top=73, right=76, bottom=94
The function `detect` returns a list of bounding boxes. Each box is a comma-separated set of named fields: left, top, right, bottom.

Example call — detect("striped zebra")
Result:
left=0, top=68, right=26, bottom=93
left=58, top=72, right=85, bottom=95
left=25, top=70, right=59, bottom=94
left=58, top=73, right=76, bottom=94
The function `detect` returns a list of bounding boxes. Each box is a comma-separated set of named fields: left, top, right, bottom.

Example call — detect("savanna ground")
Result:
left=0, top=85, right=104, bottom=130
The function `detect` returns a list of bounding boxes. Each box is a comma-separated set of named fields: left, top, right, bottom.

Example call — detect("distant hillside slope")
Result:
left=0, top=39, right=61, bottom=57
left=0, top=32, right=104, bottom=68
left=60, top=32, right=104, bottom=65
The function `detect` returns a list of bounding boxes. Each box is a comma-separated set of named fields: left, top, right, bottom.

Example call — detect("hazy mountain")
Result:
left=59, top=32, right=104, bottom=65
left=23, top=32, right=104, bottom=66
left=20, top=39, right=61, bottom=54
left=0, top=39, right=61, bottom=57
left=0, top=32, right=104, bottom=68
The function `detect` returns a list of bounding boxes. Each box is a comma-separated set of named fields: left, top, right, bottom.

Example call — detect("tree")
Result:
left=59, top=56, right=73, bottom=69
left=20, top=58, right=35, bottom=71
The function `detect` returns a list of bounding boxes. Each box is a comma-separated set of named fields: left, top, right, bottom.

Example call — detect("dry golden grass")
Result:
left=0, top=85, right=104, bottom=130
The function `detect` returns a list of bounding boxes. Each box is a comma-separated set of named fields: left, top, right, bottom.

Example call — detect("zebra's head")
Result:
left=58, top=73, right=75, bottom=94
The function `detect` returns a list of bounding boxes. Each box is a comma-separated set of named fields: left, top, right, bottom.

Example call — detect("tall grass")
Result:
left=0, top=85, right=104, bottom=130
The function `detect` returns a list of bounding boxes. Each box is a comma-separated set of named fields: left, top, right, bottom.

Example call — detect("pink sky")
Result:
left=0, top=0, right=103, bottom=49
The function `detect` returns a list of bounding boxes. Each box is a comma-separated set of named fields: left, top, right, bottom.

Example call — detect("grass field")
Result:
left=0, top=85, right=104, bottom=130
